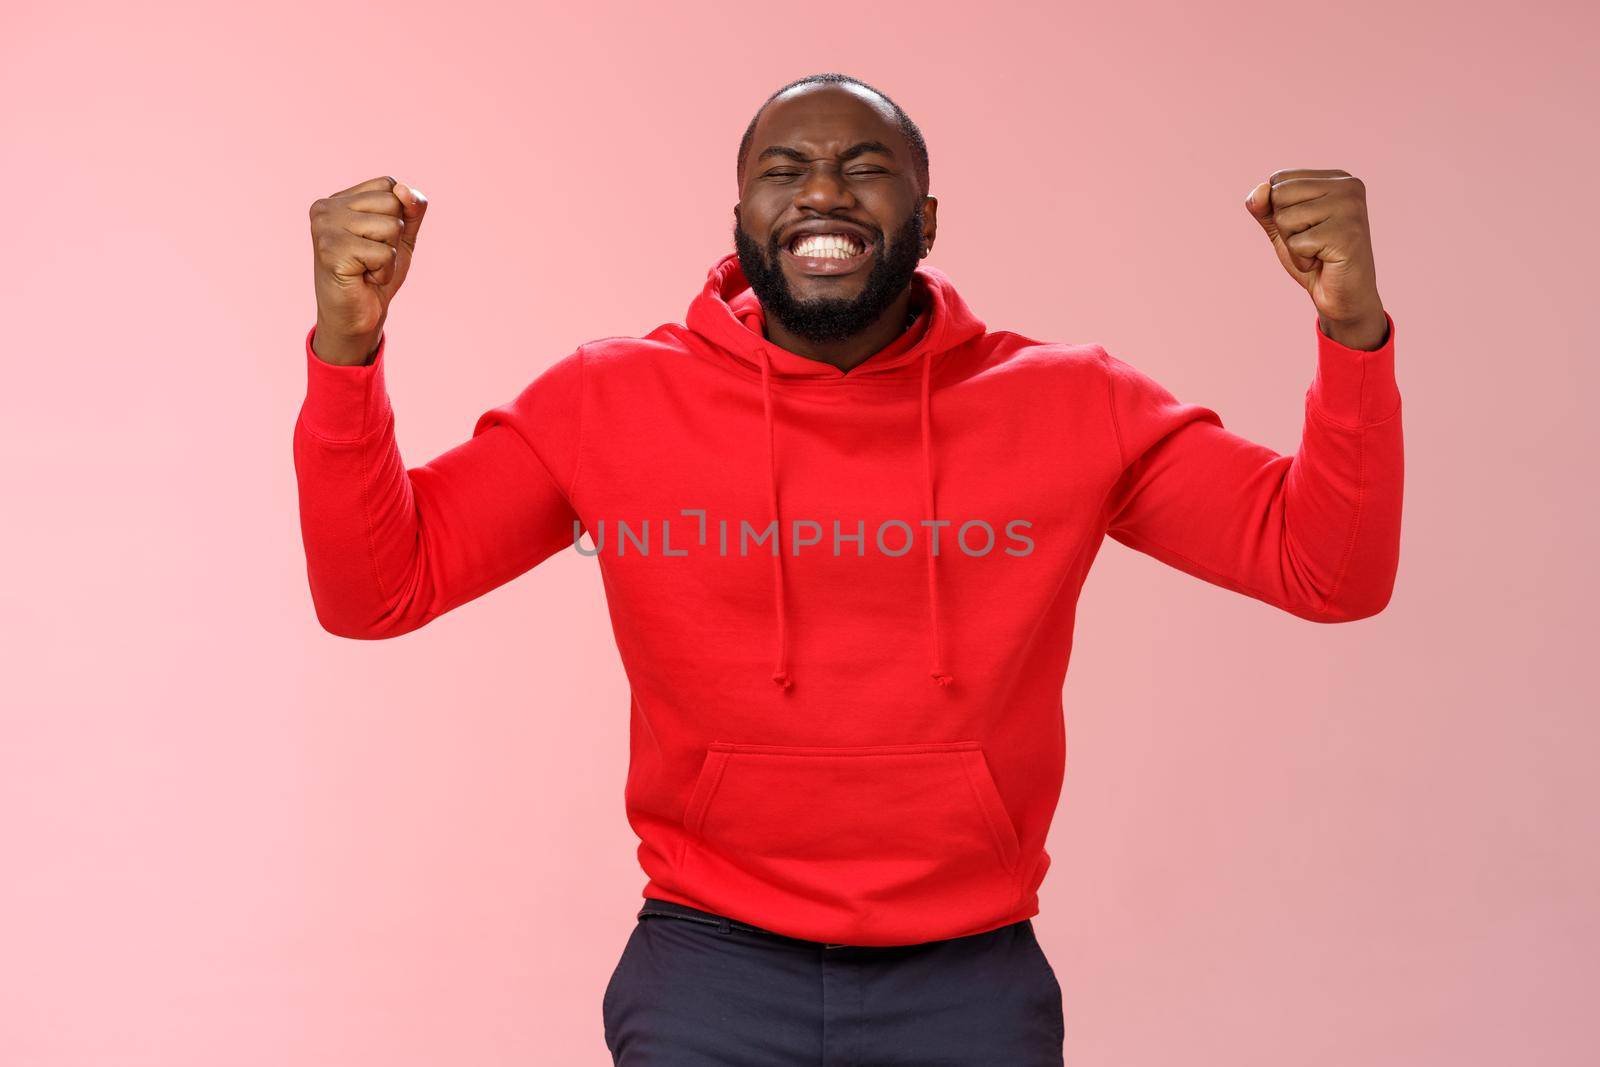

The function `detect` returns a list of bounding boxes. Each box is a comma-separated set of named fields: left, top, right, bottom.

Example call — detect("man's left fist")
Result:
left=1246, top=169, right=1388, bottom=350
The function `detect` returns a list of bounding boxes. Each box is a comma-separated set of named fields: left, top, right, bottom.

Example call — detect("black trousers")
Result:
left=602, top=898, right=1065, bottom=1066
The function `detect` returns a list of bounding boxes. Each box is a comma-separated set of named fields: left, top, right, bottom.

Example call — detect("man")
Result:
left=295, top=72, right=1401, bottom=1065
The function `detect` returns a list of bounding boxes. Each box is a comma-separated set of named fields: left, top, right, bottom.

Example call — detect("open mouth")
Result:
left=781, top=231, right=875, bottom=277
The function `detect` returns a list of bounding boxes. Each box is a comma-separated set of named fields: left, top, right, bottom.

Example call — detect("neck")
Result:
left=762, top=285, right=921, bottom=373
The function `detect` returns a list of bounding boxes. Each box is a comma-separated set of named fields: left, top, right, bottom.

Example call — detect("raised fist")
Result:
left=307, top=176, right=428, bottom=365
left=1245, top=169, right=1388, bottom=350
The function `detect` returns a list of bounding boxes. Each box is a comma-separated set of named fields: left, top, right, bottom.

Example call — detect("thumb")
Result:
left=1244, top=178, right=1316, bottom=276
left=394, top=180, right=428, bottom=251
left=1243, top=180, right=1272, bottom=230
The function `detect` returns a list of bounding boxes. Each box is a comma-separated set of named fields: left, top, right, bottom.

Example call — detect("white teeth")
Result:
left=790, top=233, right=863, bottom=259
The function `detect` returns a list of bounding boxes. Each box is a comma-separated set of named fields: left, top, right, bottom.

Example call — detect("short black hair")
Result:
left=737, top=73, right=930, bottom=196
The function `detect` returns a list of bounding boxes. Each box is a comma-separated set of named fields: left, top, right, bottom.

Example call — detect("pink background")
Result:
left=3, top=1, right=1595, bottom=1064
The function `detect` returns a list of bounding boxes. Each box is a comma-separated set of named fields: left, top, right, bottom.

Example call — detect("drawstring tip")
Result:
left=931, top=671, right=954, bottom=687
left=772, top=669, right=793, bottom=689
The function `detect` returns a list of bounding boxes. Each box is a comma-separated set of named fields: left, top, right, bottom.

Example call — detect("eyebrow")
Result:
left=756, top=140, right=897, bottom=166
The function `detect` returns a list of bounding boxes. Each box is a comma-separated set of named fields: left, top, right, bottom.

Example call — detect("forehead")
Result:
left=748, top=83, right=904, bottom=160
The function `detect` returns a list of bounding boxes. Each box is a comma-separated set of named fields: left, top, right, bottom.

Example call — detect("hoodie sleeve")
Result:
left=1100, top=312, right=1402, bottom=622
left=292, top=324, right=584, bottom=639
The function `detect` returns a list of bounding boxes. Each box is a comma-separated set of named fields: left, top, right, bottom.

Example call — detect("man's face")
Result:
left=734, top=84, right=937, bottom=344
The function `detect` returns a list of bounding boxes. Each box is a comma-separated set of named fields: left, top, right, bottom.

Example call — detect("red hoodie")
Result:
left=293, top=252, right=1402, bottom=946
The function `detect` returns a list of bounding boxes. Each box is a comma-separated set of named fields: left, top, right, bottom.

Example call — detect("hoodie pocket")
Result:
left=677, top=740, right=1023, bottom=920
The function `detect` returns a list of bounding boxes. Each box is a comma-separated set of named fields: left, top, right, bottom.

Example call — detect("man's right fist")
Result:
left=308, top=176, right=428, bottom=365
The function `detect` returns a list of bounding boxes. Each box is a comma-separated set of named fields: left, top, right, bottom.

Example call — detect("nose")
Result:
left=793, top=163, right=856, bottom=213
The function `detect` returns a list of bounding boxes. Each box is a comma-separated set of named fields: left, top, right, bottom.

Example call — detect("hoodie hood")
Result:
left=683, top=252, right=988, bottom=691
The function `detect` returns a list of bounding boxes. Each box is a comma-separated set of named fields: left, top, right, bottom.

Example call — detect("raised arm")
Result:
left=293, top=176, right=583, bottom=639
left=1101, top=168, right=1403, bottom=622
left=1101, top=314, right=1401, bottom=621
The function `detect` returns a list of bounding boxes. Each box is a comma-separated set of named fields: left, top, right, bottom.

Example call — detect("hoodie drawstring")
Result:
left=757, top=347, right=793, bottom=689
left=920, top=347, right=955, bottom=687
left=754, top=343, right=954, bottom=691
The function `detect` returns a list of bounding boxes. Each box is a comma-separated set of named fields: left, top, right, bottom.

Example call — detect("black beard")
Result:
left=733, top=206, right=924, bottom=345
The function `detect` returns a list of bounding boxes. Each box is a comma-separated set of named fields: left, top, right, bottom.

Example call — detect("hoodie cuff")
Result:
left=300, top=323, right=392, bottom=441
left=1308, top=309, right=1398, bottom=427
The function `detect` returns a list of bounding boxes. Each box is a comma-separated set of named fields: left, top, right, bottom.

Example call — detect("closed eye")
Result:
left=761, top=168, right=891, bottom=180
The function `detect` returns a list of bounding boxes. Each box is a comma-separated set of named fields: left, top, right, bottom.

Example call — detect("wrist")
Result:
left=1318, top=307, right=1389, bottom=351
left=311, top=321, right=383, bottom=366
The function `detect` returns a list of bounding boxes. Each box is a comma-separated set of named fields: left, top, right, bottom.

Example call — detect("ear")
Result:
left=921, top=195, right=938, bottom=256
